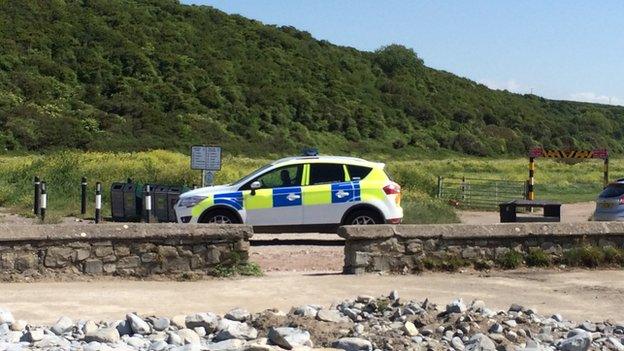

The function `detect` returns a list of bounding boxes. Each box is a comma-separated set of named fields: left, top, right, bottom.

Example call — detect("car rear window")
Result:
left=599, top=184, right=624, bottom=198
left=347, top=165, right=372, bottom=180
left=309, top=163, right=346, bottom=185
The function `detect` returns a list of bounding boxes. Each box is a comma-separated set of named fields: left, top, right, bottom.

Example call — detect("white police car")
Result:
left=175, top=156, right=403, bottom=232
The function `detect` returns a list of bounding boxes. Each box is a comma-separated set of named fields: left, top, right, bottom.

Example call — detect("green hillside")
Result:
left=1, top=0, right=623, bottom=157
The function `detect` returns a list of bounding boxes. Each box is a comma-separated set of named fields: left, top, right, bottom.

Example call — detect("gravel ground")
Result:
left=0, top=290, right=619, bottom=350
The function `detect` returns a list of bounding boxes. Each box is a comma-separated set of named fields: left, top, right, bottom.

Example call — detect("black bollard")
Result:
left=34, top=176, right=41, bottom=215
left=95, top=182, right=102, bottom=224
left=40, top=181, right=47, bottom=222
left=144, top=185, right=152, bottom=223
left=81, top=177, right=87, bottom=215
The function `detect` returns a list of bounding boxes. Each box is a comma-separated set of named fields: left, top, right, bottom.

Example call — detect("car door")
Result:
left=302, top=163, right=358, bottom=224
left=240, top=164, right=304, bottom=226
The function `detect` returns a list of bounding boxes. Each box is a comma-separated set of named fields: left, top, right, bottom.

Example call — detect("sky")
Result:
left=183, top=0, right=624, bottom=106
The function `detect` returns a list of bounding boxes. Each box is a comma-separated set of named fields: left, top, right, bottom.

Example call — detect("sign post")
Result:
left=191, top=145, right=222, bottom=187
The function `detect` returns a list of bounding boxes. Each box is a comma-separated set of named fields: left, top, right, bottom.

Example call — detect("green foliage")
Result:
left=497, top=250, right=523, bottom=269
left=525, top=248, right=551, bottom=267
left=421, top=255, right=470, bottom=272
left=211, top=253, right=263, bottom=278
left=0, top=1, right=623, bottom=156
left=563, top=245, right=608, bottom=268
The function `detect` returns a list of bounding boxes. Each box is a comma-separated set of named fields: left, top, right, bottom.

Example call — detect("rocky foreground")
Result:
left=0, top=291, right=620, bottom=351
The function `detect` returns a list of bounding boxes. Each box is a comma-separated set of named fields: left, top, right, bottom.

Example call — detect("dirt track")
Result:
left=1, top=269, right=622, bottom=324
left=458, top=201, right=595, bottom=224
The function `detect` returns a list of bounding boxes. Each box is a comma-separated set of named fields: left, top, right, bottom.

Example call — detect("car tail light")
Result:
left=384, top=183, right=401, bottom=205
left=383, top=183, right=401, bottom=195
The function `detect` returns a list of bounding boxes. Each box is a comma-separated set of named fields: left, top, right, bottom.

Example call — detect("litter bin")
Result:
left=152, top=185, right=170, bottom=222
left=167, top=186, right=185, bottom=222
left=110, top=183, right=126, bottom=221
left=123, top=182, right=142, bottom=221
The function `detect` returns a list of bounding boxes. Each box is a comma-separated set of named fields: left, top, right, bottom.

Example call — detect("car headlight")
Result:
left=178, top=196, right=207, bottom=208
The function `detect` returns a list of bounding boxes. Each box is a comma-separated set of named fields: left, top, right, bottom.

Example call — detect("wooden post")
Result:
left=604, top=157, right=609, bottom=188
left=528, top=157, right=535, bottom=200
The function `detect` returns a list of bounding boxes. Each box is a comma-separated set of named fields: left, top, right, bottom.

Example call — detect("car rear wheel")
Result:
left=345, top=209, right=383, bottom=225
left=199, top=209, right=240, bottom=224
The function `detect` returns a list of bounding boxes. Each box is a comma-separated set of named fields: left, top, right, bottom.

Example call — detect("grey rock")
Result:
left=214, top=319, right=257, bottom=341
left=451, top=336, right=465, bottom=351
left=332, top=337, right=373, bottom=351
left=267, top=327, right=312, bottom=349
left=22, top=328, right=45, bottom=342
left=580, top=321, right=597, bottom=332
left=509, top=304, right=524, bottom=312
left=82, top=320, right=98, bottom=336
left=185, top=313, right=219, bottom=333
left=317, top=310, right=350, bottom=323
left=489, top=323, right=503, bottom=334
left=150, top=340, right=169, bottom=351
left=207, top=339, right=245, bottom=351
left=127, top=313, right=152, bottom=335
left=403, top=321, right=418, bottom=336
left=389, top=290, right=399, bottom=301
left=225, top=308, right=251, bottom=322
left=149, top=317, right=170, bottom=332
left=558, top=329, right=592, bottom=351
left=177, top=328, right=201, bottom=345
left=446, top=299, right=467, bottom=314
left=0, top=309, right=14, bottom=325
left=127, top=336, right=151, bottom=349
left=292, top=305, right=319, bottom=317
left=84, top=327, right=121, bottom=343
left=115, top=319, right=132, bottom=336
left=465, top=333, right=496, bottom=351
left=51, top=316, right=74, bottom=335
left=552, top=314, right=564, bottom=322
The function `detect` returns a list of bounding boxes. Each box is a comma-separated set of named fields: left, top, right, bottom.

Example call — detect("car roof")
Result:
left=271, top=155, right=383, bottom=168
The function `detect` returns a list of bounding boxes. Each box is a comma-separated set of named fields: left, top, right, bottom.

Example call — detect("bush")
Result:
left=563, top=246, right=606, bottom=268
left=497, top=250, right=523, bottom=269
left=604, top=246, right=624, bottom=266
left=525, top=249, right=551, bottom=267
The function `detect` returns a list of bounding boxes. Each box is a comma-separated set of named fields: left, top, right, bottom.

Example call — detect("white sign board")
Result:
left=191, top=146, right=222, bottom=170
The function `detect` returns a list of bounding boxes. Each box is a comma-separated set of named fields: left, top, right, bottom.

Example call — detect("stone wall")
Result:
left=0, top=223, right=253, bottom=280
left=338, top=222, right=624, bottom=274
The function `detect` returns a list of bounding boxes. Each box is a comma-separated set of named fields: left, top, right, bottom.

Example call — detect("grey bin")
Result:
left=167, top=186, right=185, bottom=222
left=110, top=183, right=126, bottom=221
left=152, top=185, right=170, bottom=222
left=122, top=182, right=143, bottom=221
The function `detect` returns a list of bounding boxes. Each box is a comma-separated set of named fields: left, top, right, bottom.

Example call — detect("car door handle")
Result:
left=336, top=190, right=349, bottom=198
left=286, top=193, right=301, bottom=201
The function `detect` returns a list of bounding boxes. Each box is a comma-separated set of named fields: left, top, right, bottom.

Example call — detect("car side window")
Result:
left=241, top=165, right=303, bottom=190
left=347, top=165, right=372, bottom=180
left=308, top=163, right=346, bottom=185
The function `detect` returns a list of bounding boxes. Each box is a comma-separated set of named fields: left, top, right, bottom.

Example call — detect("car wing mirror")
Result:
left=250, top=181, right=261, bottom=195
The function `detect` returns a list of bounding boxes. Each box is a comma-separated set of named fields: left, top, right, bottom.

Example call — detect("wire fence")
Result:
left=437, top=176, right=527, bottom=210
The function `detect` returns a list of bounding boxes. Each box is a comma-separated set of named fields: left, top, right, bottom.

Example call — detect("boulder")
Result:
left=331, top=337, right=373, bottom=351
left=268, top=327, right=312, bottom=349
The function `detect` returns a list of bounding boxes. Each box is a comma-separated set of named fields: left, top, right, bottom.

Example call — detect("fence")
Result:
left=437, top=176, right=527, bottom=209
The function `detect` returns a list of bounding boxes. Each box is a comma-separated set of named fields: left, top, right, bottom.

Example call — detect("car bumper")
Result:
left=174, top=205, right=199, bottom=224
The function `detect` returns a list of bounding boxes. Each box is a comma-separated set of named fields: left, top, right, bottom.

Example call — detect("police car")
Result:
left=175, top=156, right=403, bottom=232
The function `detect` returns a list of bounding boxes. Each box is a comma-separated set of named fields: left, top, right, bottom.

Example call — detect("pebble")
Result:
left=0, top=293, right=620, bottom=351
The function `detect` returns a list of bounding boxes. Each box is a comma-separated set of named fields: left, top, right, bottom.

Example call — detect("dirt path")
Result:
left=1, top=269, right=622, bottom=324
left=458, top=201, right=596, bottom=224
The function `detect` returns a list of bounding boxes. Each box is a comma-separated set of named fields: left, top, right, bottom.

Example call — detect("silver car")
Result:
left=594, top=180, right=624, bottom=221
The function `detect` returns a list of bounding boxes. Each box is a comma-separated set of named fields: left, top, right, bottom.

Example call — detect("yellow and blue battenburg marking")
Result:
left=214, top=192, right=243, bottom=210
left=331, top=180, right=361, bottom=203
left=273, top=186, right=302, bottom=207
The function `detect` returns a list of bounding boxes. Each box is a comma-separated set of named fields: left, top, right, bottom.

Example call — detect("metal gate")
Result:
left=437, top=176, right=527, bottom=209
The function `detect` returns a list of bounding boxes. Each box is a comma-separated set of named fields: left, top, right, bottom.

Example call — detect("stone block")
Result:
left=14, top=253, right=38, bottom=271
left=205, top=246, right=221, bottom=264
left=94, top=246, right=114, bottom=258
left=117, top=256, right=141, bottom=269
left=163, top=257, right=190, bottom=272
left=0, top=252, right=15, bottom=269
left=103, top=263, right=116, bottom=274
left=74, top=249, right=91, bottom=261
left=158, top=246, right=179, bottom=258
left=141, top=252, right=158, bottom=263
left=115, top=245, right=131, bottom=257
left=44, top=247, right=74, bottom=268
left=83, top=259, right=103, bottom=274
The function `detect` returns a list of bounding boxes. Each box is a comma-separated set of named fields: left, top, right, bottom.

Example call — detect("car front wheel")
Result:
left=199, top=209, right=240, bottom=224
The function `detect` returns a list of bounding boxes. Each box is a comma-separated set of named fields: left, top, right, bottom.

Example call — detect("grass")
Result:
left=497, top=250, right=523, bottom=269
left=0, top=150, right=618, bottom=223
left=525, top=248, right=551, bottom=267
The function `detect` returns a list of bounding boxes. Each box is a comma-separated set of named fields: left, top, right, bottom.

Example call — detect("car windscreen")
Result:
left=229, top=164, right=272, bottom=186
left=599, top=184, right=624, bottom=198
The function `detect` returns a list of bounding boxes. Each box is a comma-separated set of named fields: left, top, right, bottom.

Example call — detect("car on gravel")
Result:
left=174, top=155, right=403, bottom=232
left=593, top=179, right=624, bottom=221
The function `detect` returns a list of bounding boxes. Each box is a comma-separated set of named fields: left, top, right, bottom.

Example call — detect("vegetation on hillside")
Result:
left=1, top=0, right=623, bottom=157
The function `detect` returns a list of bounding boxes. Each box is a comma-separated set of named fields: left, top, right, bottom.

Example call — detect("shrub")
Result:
left=604, top=246, right=624, bottom=266
left=563, top=246, right=606, bottom=268
left=525, top=249, right=551, bottom=267
left=497, top=250, right=523, bottom=269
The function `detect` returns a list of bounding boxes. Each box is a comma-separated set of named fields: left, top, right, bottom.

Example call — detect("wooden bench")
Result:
left=499, top=199, right=561, bottom=223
